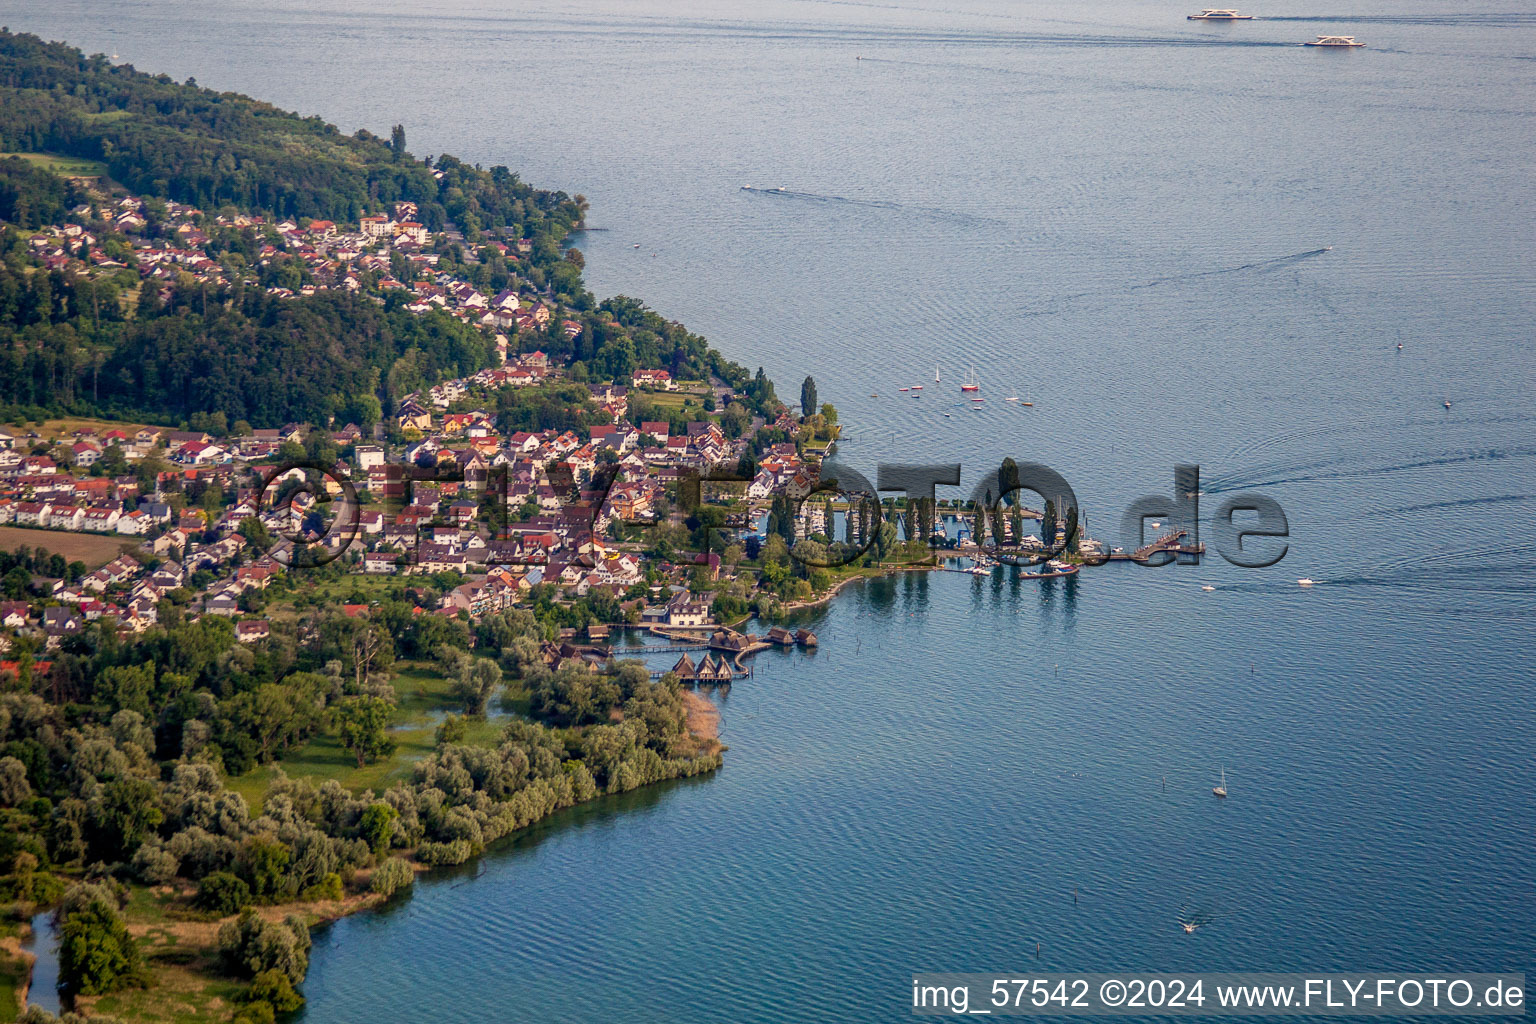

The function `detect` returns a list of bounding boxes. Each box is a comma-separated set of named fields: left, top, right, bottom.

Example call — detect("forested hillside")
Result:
left=0, top=30, right=570, bottom=232
left=0, top=29, right=766, bottom=429
left=0, top=255, right=495, bottom=427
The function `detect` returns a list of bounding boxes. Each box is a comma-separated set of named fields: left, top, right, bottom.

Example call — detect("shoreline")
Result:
left=773, top=562, right=943, bottom=616
left=269, top=556, right=896, bottom=975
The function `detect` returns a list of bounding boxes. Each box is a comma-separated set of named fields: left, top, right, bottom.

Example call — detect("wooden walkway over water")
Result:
left=1099, top=529, right=1206, bottom=563
left=618, top=624, right=775, bottom=680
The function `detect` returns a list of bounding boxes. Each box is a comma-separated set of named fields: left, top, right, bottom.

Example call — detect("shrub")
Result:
left=434, top=714, right=468, bottom=746
left=231, top=1002, right=276, bottom=1024
left=358, top=801, right=397, bottom=854
left=238, top=836, right=294, bottom=902
left=58, top=889, right=148, bottom=995
left=218, top=909, right=311, bottom=984
left=195, top=871, right=252, bottom=915
left=247, top=968, right=304, bottom=1013
left=415, top=839, right=473, bottom=866
left=370, top=857, right=414, bottom=898
left=301, top=872, right=342, bottom=902
left=130, top=839, right=179, bottom=884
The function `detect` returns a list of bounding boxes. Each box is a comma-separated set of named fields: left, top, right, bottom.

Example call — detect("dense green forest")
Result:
left=0, top=31, right=571, bottom=231
left=0, top=252, right=493, bottom=427
left=0, top=156, right=71, bottom=228
left=0, top=29, right=772, bottom=428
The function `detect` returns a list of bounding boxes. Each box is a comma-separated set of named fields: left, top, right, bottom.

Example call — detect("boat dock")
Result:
left=1100, top=530, right=1206, bottom=563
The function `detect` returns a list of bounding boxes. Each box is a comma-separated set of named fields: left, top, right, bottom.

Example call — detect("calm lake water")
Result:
left=4, top=0, right=1533, bottom=1019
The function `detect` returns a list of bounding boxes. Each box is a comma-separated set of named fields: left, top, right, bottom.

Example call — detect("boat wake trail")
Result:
left=1215, top=540, right=1536, bottom=600
left=1261, top=13, right=1536, bottom=25
left=1122, top=247, right=1331, bottom=290
left=739, top=185, right=1001, bottom=225
left=1366, top=493, right=1533, bottom=518
left=741, top=185, right=901, bottom=209
left=1202, top=445, right=1536, bottom=493
left=1018, top=247, right=1332, bottom=314
left=1220, top=564, right=1536, bottom=598
left=1213, top=410, right=1536, bottom=473
left=1373, top=540, right=1536, bottom=576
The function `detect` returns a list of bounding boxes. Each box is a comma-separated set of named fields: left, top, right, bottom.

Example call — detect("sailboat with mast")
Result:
left=1213, top=767, right=1227, bottom=798
left=960, top=366, right=980, bottom=393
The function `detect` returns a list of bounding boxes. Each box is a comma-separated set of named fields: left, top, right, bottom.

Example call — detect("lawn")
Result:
left=0, top=151, right=108, bottom=177
left=0, top=526, right=133, bottom=569
left=225, top=662, right=513, bottom=809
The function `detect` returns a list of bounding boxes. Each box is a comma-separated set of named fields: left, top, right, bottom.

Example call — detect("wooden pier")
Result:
left=638, top=623, right=775, bottom=679
left=1098, top=530, right=1205, bottom=563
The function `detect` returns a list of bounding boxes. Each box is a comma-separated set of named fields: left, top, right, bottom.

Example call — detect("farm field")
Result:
left=0, top=525, right=131, bottom=567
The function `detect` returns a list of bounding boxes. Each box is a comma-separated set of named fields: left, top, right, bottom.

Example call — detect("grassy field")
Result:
left=3, top=415, right=167, bottom=440
left=81, top=885, right=380, bottom=1024
left=0, top=150, right=108, bottom=177
left=0, top=526, right=132, bottom=569
left=279, top=572, right=409, bottom=605
left=638, top=389, right=708, bottom=413
left=225, top=662, right=514, bottom=808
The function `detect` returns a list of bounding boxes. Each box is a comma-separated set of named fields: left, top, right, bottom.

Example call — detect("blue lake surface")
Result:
left=3, top=0, right=1532, bottom=1018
